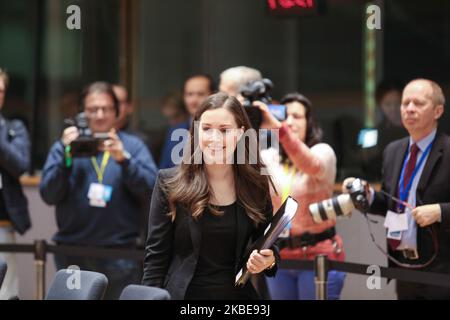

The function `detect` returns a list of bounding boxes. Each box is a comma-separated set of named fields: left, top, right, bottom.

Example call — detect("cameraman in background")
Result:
left=40, top=82, right=157, bottom=300
left=219, top=66, right=262, bottom=102
left=0, top=68, right=30, bottom=300
left=258, top=93, right=346, bottom=300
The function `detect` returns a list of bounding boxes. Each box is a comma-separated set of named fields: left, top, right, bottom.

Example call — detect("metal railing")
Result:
left=1, top=241, right=450, bottom=300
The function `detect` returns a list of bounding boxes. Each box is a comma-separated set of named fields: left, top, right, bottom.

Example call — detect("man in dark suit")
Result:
left=343, top=78, right=450, bottom=299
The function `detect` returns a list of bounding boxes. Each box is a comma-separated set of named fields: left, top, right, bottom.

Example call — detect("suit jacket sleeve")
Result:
left=440, top=203, right=450, bottom=231
left=0, top=119, right=30, bottom=178
left=142, top=170, right=174, bottom=287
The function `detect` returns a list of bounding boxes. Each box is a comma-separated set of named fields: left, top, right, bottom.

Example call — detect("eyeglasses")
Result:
left=85, top=106, right=116, bottom=116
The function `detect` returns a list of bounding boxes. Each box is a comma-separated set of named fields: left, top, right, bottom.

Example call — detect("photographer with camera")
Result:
left=219, top=66, right=262, bottom=100
left=258, top=93, right=346, bottom=300
left=0, top=68, right=30, bottom=300
left=40, top=82, right=157, bottom=299
left=342, top=79, right=450, bottom=299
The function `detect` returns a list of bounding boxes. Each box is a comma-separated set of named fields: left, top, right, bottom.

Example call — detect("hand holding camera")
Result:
left=98, top=129, right=128, bottom=163
left=240, top=78, right=287, bottom=129
left=63, top=112, right=112, bottom=157
left=61, top=126, right=79, bottom=147
left=253, top=100, right=282, bottom=130
left=341, top=177, right=372, bottom=203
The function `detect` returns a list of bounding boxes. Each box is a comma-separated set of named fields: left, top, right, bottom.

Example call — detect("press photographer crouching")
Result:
left=39, top=82, right=158, bottom=299
left=258, top=93, right=346, bottom=300
left=341, top=79, right=450, bottom=300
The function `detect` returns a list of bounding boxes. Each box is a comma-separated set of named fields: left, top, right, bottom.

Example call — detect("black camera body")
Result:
left=240, top=78, right=286, bottom=129
left=64, top=112, right=109, bottom=157
left=346, top=178, right=370, bottom=213
left=241, top=78, right=273, bottom=107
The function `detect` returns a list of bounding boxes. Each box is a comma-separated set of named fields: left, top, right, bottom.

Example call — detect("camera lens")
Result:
left=309, top=194, right=355, bottom=224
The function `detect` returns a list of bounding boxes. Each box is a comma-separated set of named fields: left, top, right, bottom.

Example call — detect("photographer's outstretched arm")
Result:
left=278, top=124, right=324, bottom=176
left=256, top=101, right=324, bottom=176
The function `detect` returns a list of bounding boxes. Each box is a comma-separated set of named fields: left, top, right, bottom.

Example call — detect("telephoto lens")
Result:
left=309, top=178, right=369, bottom=224
left=309, top=194, right=355, bottom=224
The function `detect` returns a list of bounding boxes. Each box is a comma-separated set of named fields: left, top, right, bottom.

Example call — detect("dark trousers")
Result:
left=54, top=252, right=142, bottom=300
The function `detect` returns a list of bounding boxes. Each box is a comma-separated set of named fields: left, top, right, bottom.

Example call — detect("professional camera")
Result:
left=240, top=78, right=287, bottom=129
left=64, top=112, right=109, bottom=157
left=309, top=178, right=370, bottom=223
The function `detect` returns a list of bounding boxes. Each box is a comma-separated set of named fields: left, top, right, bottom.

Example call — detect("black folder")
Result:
left=235, top=196, right=298, bottom=287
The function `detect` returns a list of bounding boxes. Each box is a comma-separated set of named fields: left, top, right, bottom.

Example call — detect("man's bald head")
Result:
left=401, top=78, right=445, bottom=141
left=405, top=79, right=445, bottom=107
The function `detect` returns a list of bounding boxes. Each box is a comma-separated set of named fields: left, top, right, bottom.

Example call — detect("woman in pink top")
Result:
left=258, top=93, right=346, bottom=300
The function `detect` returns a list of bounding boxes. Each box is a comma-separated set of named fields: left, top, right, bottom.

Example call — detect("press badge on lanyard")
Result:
left=88, top=152, right=113, bottom=208
left=385, top=141, right=433, bottom=240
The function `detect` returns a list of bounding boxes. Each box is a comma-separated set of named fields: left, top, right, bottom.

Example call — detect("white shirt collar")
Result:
left=409, top=128, right=437, bottom=152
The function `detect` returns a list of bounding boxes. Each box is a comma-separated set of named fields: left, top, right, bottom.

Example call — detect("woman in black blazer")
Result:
left=142, top=92, right=279, bottom=300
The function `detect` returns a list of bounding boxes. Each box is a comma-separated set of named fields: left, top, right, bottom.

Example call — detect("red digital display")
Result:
left=267, top=0, right=321, bottom=16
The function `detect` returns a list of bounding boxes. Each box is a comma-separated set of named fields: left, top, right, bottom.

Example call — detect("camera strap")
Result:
left=64, top=145, right=72, bottom=168
left=364, top=212, right=438, bottom=269
left=91, top=152, right=110, bottom=184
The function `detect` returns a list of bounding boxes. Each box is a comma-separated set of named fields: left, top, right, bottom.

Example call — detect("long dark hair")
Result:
left=164, top=92, right=274, bottom=226
left=279, top=93, right=323, bottom=164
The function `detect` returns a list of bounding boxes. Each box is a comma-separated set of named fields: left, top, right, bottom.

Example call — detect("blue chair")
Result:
left=119, top=284, right=171, bottom=300
left=46, top=269, right=108, bottom=300
left=0, top=257, right=7, bottom=290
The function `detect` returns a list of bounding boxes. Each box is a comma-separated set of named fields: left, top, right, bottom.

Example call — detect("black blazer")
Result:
left=0, top=116, right=31, bottom=234
left=142, top=167, right=279, bottom=300
left=370, top=130, right=450, bottom=270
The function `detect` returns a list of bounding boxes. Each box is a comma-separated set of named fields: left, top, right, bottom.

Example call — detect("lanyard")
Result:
left=398, top=141, right=433, bottom=203
left=91, top=152, right=110, bottom=184
left=281, top=163, right=296, bottom=202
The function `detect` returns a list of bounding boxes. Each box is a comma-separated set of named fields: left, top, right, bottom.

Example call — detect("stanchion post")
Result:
left=314, top=254, right=329, bottom=300
left=34, top=240, right=47, bottom=300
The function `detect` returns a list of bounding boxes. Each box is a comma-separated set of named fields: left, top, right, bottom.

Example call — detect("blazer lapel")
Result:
left=416, top=132, right=444, bottom=201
